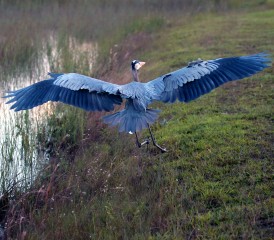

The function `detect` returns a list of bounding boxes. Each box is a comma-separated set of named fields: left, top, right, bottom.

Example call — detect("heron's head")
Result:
left=131, top=60, right=146, bottom=71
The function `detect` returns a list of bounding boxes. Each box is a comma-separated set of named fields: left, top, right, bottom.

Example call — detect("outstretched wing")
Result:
left=4, top=73, right=122, bottom=111
left=146, top=53, right=271, bottom=103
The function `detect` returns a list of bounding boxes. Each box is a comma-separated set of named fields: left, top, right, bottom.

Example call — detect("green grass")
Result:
left=2, top=2, right=274, bottom=240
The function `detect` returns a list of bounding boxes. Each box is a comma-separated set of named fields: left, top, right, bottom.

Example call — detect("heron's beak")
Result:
left=139, top=62, right=146, bottom=68
left=136, top=61, right=146, bottom=71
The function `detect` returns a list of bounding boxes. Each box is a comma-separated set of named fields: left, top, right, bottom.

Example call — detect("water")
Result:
left=0, top=33, right=97, bottom=192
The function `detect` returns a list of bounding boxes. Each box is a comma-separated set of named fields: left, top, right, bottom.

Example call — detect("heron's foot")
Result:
left=146, top=124, right=167, bottom=153
left=135, top=131, right=167, bottom=153
left=136, top=138, right=150, bottom=148
left=136, top=138, right=167, bottom=153
left=153, top=142, right=167, bottom=153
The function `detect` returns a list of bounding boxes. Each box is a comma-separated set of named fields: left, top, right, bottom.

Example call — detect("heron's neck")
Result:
left=132, top=69, right=139, bottom=82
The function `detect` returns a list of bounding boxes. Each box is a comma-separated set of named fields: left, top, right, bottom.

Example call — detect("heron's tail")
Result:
left=102, top=107, right=160, bottom=133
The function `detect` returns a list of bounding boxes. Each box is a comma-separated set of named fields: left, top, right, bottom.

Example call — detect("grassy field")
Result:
left=1, top=1, right=274, bottom=239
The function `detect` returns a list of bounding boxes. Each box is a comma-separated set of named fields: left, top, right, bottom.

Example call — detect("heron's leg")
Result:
left=135, top=132, right=149, bottom=148
left=147, top=124, right=167, bottom=153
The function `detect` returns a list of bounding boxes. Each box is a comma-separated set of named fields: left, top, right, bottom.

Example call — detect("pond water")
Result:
left=0, top=33, right=97, bottom=192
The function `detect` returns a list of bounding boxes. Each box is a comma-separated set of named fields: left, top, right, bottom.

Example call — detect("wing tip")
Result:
left=244, top=52, right=272, bottom=65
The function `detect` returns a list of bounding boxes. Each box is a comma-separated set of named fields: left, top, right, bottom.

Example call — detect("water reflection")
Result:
left=0, top=33, right=97, bottom=192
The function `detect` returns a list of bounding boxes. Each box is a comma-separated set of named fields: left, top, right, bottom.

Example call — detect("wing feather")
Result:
left=146, top=53, right=271, bottom=103
left=4, top=73, right=123, bottom=112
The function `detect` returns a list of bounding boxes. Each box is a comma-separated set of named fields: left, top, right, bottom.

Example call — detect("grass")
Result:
left=1, top=1, right=274, bottom=239
left=0, top=110, right=39, bottom=193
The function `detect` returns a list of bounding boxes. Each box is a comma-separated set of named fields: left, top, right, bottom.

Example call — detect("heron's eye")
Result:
left=131, top=60, right=139, bottom=70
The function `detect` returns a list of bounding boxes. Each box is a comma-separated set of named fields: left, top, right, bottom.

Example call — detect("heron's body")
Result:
left=4, top=53, right=271, bottom=152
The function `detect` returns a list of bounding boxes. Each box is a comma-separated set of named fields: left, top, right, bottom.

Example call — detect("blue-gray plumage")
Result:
left=4, top=53, right=271, bottom=152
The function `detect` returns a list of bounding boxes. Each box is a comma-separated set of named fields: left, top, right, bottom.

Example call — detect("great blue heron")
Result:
left=4, top=53, right=271, bottom=152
